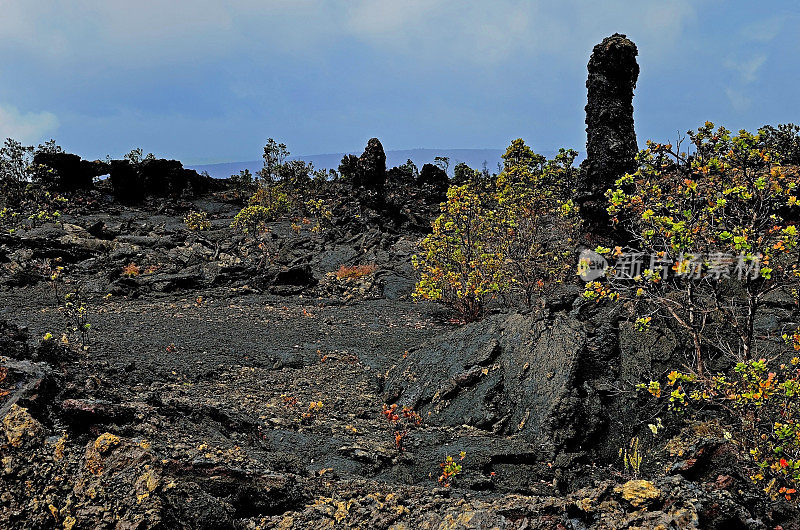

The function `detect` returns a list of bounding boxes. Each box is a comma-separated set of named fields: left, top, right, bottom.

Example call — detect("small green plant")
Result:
left=620, top=436, right=642, bottom=477
left=184, top=210, right=211, bottom=231
left=63, top=289, right=91, bottom=348
left=44, top=261, right=66, bottom=306
left=28, top=208, right=61, bottom=227
left=44, top=260, right=92, bottom=349
left=438, top=452, right=466, bottom=487
left=0, top=207, right=19, bottom=232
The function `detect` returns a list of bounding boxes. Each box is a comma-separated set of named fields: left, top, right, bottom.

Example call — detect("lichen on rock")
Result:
left=2, top=404, right=43, bottom=447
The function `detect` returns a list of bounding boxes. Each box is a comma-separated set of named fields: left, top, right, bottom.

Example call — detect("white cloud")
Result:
left=725, top=88, right=751, bottom=112
left=741, top=16, right=784, bottom=43
left=0, top=104, right=59, bottom=143
left=725, top=54, right=767, bottom=83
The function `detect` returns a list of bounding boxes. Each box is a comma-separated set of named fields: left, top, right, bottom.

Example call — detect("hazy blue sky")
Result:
left=0, top=1, right=797, bottom=164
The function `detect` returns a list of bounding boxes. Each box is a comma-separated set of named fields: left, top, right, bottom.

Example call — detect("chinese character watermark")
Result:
left=577, top=249, right=762, bottom=282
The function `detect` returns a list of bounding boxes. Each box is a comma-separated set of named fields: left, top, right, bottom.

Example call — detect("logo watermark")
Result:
left=577, top=249, right=763, bottom=282
left=577, top=249, right=608, bottom=281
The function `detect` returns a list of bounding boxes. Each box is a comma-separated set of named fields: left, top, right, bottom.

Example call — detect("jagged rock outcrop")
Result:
left=417, top=163, right=449, bottom=203
left=383, top=288, right=626, bottom=460
left=138, top=158, right=189, bottom=197
left=109, top=159, right=144, bottom=203
left=339, top=138, right=387, bottom=199
left=579, top=33, right=639, bottom=231
left=108, top=158, right=219, bottom=203
left=32, top=152, right=109, bottom=191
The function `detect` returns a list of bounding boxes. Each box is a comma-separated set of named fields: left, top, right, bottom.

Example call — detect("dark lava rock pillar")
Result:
left=579, top=33, right=639, bottom=232
left=357, top=137, right=387, bottom=195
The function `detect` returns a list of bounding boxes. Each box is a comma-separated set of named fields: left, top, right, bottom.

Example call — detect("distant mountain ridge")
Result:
left=188, top=148, right=556, bottom=179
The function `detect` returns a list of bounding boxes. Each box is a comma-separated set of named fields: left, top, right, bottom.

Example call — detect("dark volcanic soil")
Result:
left=2, top=286, right=448, bottom=382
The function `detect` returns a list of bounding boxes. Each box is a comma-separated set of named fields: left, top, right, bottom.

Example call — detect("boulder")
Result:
left=383, top=297, right=622, bottom=459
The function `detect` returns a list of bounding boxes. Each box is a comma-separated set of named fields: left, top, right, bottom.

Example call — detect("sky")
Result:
left=0, top=1, right=798, bottom=165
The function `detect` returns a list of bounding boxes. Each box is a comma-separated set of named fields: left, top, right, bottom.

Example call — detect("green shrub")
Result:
left=412, top=139, right=581, bottom=319
left=230, top=183, right=290, bottom=234
left=759, top=123, right=800, bottom=165
left=184, top=210, right=211, bottom=231
left=412, top=183, right=511, bottom=321
left=587, top=123, right=800, bottom=374
left=231, top=205, right=275, bottom=234
left=0, top=138, right=33, bottom=186
left=496, top=142, right=581, bottom=305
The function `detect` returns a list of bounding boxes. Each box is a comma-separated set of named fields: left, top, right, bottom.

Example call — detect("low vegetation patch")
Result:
left=640, top=358, right=800, bottom=501
left=336, top=264, right=377, bottom=281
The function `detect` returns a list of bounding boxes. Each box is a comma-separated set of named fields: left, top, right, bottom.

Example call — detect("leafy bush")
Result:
left=184, top=210, right=211, bottom=231
left=412, top=183, right=512, bottom=321
left=588, top=123, right=800, bottom=374
left=230, top=205, right=275, bottom=234
left=1, top=138, right=64, bottom=199
left=230, top=184, right=290, bottom=234
left=229, top=168, right=256, bottom=192
left=386, top=159, right=419, bottom=188
left=451, top=162, right=483, bottom=186
left=123, top=147, right=155, bottom=165
left=760, top=123, right=800, bottom=165
left=0, top=138, right=33, bottom=186
left=258, top=139, right=289, bottom=184
left=248, top=185, right=290, bottom=213
left=497, top=142, right=581, bottom=305
left=412, top=139, right=581, bottom=320
left=640, top=358, right=800, bottom=501
left=303, top=198, right=333, bottom=233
